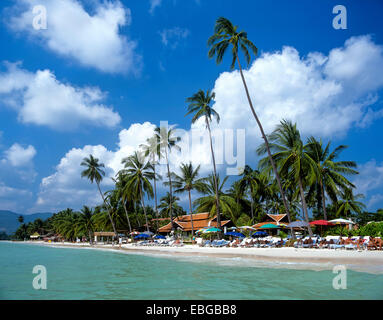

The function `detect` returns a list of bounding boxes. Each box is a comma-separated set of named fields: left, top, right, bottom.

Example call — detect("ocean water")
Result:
left=0, top=242, right=382, bottom=300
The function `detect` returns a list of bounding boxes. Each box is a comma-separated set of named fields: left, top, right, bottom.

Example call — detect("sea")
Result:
left=1, top=241, right=382, bottom=300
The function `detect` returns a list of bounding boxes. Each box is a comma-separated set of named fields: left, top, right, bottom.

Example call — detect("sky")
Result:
left=0, top=0, right=383, bottom=214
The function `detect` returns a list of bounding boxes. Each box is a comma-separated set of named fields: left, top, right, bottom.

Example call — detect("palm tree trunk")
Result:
left=139, top=186, right=150, bottom=232
left=320, top=180, right=328, bottom=220
left=122, top=199, right=132, bottom=234
left=206, top=118, right=221, bottom=232
left=298, top=177, right=313, bottom=236
left=235, top=56, right=294, bottom=229
left=165, top=149, right=175, bottom=231
left=188, top=189, right=195, bottom=236
left=89, top=230, right=93, bottom=245
left=96, top=182, right=117, bottom=235
left=152, top=160, right=159, bottom=232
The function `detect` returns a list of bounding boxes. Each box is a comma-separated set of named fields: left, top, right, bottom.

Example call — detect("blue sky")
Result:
left=0, top=0, right=383, bottom=214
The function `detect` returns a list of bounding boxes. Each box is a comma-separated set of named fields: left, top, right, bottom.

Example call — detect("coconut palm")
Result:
left=158, top=192, right=185, bottom=218
left=238, top=165, right=259, bottom=220
left=154, top=125, right=181, bottom=231
left=81, top=155, right=117, bottom=235
left=257, top=120, right=316, bottom=236
left=113, top=173, right=133, bottom=234
left=306, top=137, right=358, bottom=220
left=193, top=174, right=237, bottom=221
left=207, top=17, right=293, bottom=226
left=140, top=136, right=163, bottom=231
left=336, top=188, right=366, bottom=218
left=169, top=162, right=205, bottom=235
left=121, top=151, right=154, bottom=232
left=76, top=206, right=94, bottom=244
left=186, top=89, right=222, bottom=229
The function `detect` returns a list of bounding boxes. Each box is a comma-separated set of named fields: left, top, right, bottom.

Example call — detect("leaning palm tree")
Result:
left=193, top=174, right=237, bottom=222
left=257, top=120, right=317, bottom=236
left=186, top=89, right=222, bottom=229
left=81, top=155, right=117, bottom=235
left=306, top=137, right=358, bottom=220
left=140, top=136, right=163, bottom=231
left=154, top=125, right=181, bottom=231
left=207, top=17, right=293, bottom=226
left=169, top=162, right=205, bottom=235
left=121, top=151, right=154, bottom=232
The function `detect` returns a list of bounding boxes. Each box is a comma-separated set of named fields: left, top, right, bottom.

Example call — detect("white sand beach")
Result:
left=19, top=240, right=383, bottom=274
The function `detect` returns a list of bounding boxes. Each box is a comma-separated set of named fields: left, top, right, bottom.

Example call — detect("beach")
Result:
left=20, top=240, right=383, bottom=274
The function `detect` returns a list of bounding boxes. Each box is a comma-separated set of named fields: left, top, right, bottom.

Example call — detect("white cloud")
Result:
left=149, top=0, right=162, bottom=14
left=159, top=27, right=190, bottom=48
left=209, top=35, right=383, bottom=140
left=33, top=122, right=157, bottom=212
left=0, top=63, right=121, bottom=130
left=3, top=143, right=36, bottom=167
left=8, top=0, right=141, bottom=74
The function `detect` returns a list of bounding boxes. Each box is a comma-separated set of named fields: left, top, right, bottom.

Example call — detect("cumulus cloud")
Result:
left=353, top=160, right=383, bottom=209
left=210, top=35, right=383, bottom=140
left=3, top=143, right=36, bottom=167
left=8, top=0, right=141, bottom=74
left=0, top=182, right=32, bottom=212
left=159, top=27, right=190, bottom=48
left=0, top=63, right=121, bottom=130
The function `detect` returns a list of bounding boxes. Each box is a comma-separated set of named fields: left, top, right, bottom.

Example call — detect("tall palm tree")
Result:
left=186, top=89, right=222, bottom=230
left=306, top=137, right=358, bottom=220
left=81, top=155, right=117, bottom=235
left=169, top=162, right=205, bottom=235
left=154, top=125, right=181, bottom=231
left=112, top=173, right=133, bottom=234
left=121, top=152, right=154, bottom=232
left=257, top=120, right=316, bottom=236
left=336, top=188, right=366, bottom=218
left=140, top=136, right=163, bottom=231
left=193, top=174, right=237, bottom=222
left=207, top=17, right=293, bottom=227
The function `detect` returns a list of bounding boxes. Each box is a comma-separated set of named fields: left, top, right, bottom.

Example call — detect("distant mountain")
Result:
left=0, top=210, right=53, bottom=235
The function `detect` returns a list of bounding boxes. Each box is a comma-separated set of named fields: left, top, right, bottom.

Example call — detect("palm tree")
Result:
left=336, top=188, right=366, bottom=218
left=186, top=89, right=222, bottom=230
left=158, top=192, right=184, bottom=218
left=207, top=17, right=293, bottom=227
left=238, top=165, right=259, bottom=220
left=81, top=155, right=117, bottom=235
left=113, top=173, right=133, bottom=234
left=306, top=137, right=358, bottom=220
left=140, top=136, right=163, bottom=231
left=76, top=206, right=94, bottom=244
left=154, top=125, right=181, bottom=231
left=121, top=151, right=154, bottom=232
left=193, top=174, right=237, bottom=221
left=169, top=162, right=204, bottom=235
left=257, top=120, right=316, bottom=236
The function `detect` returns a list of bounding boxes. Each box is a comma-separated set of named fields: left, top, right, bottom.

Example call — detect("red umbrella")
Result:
left=310, top=220, right=334, bottom=226
left=310, top=220, right=334, bottom=236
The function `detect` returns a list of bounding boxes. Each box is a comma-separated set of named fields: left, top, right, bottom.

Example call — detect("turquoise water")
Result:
left=1, top=242, right=382, bottom=300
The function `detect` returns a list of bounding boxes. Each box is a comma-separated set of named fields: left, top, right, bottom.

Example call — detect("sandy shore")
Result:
left=15, top=241, right=383, bottom=274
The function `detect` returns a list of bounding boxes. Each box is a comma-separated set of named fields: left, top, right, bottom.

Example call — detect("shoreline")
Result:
left=8, top=240, right=383, bottom=274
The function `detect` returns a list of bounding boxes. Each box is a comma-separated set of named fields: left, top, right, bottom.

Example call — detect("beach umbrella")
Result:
left=329, top=218, right=355, bottom=225
left=252, top=231, right=268, bottom=238
left=154, top=235, right=165, bottom=239
left=134, top=234, right=150, bottom=240
left=142, top=231, right=154, bottom=236
left=224, top=232, right=245, bottom=238
left=227, top=227, right=238, bottom=231
left=238, top=226, right=256, bottom=231
left=310, top=220, right=334, bottom=236
left=259, top=223, right=280, bottom=229
left=130, top=231, right=140, bottom=235
left=287, top=221, right=310, bottom=228
left=203, top=227, right=221, bottom=233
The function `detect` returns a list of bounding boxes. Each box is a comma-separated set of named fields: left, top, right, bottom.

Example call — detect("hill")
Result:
left=0, top=210, right=53, bottom=235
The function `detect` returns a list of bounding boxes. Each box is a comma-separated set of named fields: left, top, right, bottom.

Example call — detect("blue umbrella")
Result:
left=252, top=231, right=269, bottom=238
left=224, top=231, right=245, bottom=238
left=154, top=235, right=165, bottom=239
left=134, top=234, right=150, bottom=240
